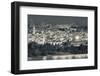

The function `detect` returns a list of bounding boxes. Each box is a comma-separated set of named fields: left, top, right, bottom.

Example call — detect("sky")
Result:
left=28, top=14, right=88, bottom=27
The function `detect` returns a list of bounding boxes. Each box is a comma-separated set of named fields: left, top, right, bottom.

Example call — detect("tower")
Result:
left=33, top=26, right=35, bottom=34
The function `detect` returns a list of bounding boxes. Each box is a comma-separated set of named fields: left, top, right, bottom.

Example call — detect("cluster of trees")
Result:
left=28, top=42, right=88, bottom=57
left=71, top=26, right=87, bottom=32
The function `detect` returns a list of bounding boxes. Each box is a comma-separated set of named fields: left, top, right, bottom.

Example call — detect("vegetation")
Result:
left=28, top=42, right=88, bottom=58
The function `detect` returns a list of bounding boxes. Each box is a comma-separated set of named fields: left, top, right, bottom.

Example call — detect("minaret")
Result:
left=43, top=35, right=45, bottom=44
left=33, top=26, right=35, bottom=34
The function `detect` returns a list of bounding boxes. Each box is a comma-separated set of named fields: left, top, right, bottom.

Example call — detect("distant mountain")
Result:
left=28, top=15, right=88, bottom=27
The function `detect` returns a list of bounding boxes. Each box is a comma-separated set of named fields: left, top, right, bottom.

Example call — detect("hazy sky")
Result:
left=28, top=15, right=88, bottom=26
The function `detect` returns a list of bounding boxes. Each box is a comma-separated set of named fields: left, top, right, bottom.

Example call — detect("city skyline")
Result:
left=28, top=14, right=88, bottom=61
